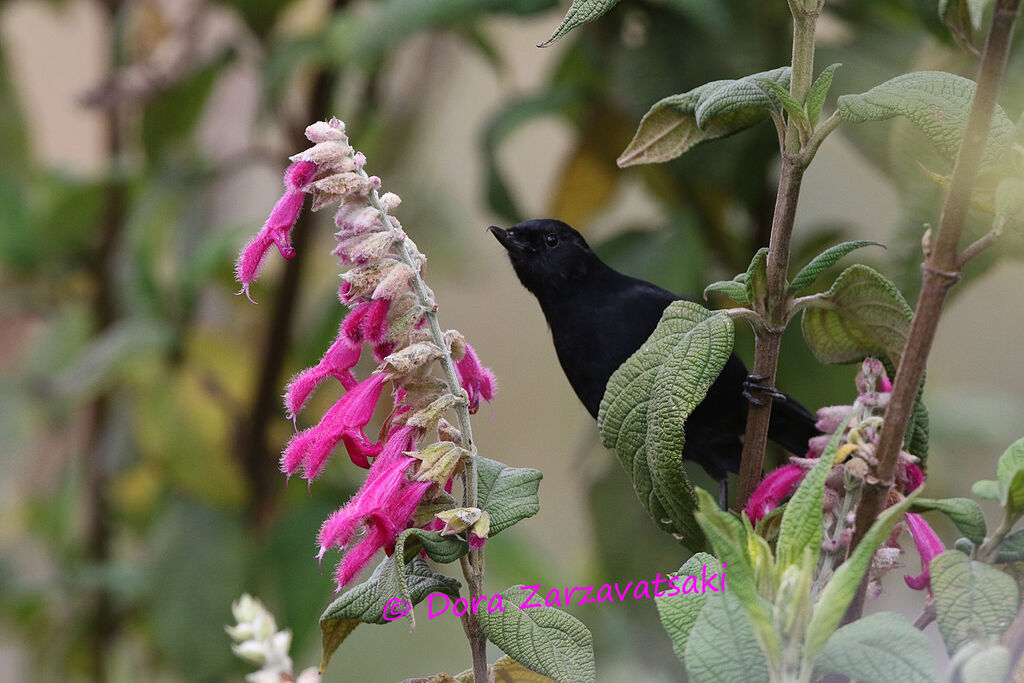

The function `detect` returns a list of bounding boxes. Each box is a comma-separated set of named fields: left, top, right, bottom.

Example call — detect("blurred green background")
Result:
left=0, top=0, right=1022, bottom=680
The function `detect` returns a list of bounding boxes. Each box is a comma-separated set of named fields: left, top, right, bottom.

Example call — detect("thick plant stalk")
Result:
left=845, top=0, right=1022, bottom=620
left=737, top=3, right=820, bottom=508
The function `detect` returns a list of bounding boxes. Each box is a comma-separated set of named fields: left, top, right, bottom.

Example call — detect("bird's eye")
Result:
left=544, top=233, right=559, bottom=247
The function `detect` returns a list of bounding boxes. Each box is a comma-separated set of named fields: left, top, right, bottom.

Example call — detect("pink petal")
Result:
left=745, top=464, right=807, bottom=523
left=904, top=512, right=945, bottom=592
left=455, top=343, right=497, bottom=414
left=360, top=298, right=389, bottom=345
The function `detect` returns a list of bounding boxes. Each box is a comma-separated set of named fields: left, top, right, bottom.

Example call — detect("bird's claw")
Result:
left=742, top=374, right=786, bottom=406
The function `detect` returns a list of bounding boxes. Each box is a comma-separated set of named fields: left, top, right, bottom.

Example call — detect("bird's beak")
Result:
left=487, top=225, right=524, bottom=255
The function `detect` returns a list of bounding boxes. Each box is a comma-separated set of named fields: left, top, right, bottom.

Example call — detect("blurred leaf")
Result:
left=655, top=552, right=721, bottom=660
left=550, top=112, right=624, bottom=227
left=973, top=479, right=1000, bottom=501
left=617, top=67, right=790, bottom=167
left=0, top=44, right=27, bottom=173
left=141, top=60, right=223, bottom=160
left=788, top=240, right=884, bottom=294
left=682, top=576, right=770, bottom=683
left=951, top=642, right=1011, bottom=683
left=483, top=87, right=582, bottom=222
left=219, top=0, right=294, bottom=37
left=992, top=530, right=1024, bottom=563
left=599, top=302, right=735, bottom=548
left=938, top=0, right=991, bottom=44
left=806, top=63, right=842, bottom=127
left=910, top=498, right=987, bottom=545
left=476, top=457, right=542, bottom=536
left=804, top=491, right=918, bottom=660
left=539, top=0, right=621, bottom=48
left=931, top=549, right=1019, bottom=654
left=813, top=612, right=937, bottom=683
left=801, top=264, right=912, bottom=365
left=995, top=177, right=1024, bottom=231
left=319, top=556, right=461, bottom=671
left=996, top=437, right=1024, bottom=518
left=838, top=71, right=1016, bottom=169
left=476, top=585, right=596, bottom=683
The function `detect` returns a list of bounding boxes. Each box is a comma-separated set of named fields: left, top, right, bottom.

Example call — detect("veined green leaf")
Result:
left=814, top=612, right=938, bottom=683
left=683, top=588, right=770, bottom=683
left=806, top=63, right=842, bottom=128
left=476, top=585, right=596, bottom=683
left=703, top=279, right=751, bottom=305
left=838, top=71, right=1015, bottom=169
left=788, top=240, right=884, bottom=294
left=539, top=0, right=620, bottom=47
left=745, top=248, right=769, bottom=313
left=931, top=549, right=1019, bottom=655
left=910, top=498, right=986, bottom=545
left=656, top=553, right=722, bottom=660
left=996, top=437, right=1024, bottom=516
left=618, top=68, right=790, bottom=167
left=757, top=78, right=810, bottom=131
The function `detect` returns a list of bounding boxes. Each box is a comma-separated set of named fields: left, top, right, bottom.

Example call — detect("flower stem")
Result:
left=736, top=2, right=822, bottom=509
left=364, top=183, right=489, bottom=681
left=844, top=0, right=1022, bottom=622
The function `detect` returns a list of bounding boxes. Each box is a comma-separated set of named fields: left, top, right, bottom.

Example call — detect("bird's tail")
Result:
left=767, top=394, right=818, bottom=456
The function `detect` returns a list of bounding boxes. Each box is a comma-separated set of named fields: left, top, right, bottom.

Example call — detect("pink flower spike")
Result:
left=745, top=464, right=807, bottom=523
left=455, top=343, right=497, bottom=414
left=904, top=512, right=946, bottom=592
left=234, top=162, right=318, bottom=295
left=281, top=429, right=317, bottom=477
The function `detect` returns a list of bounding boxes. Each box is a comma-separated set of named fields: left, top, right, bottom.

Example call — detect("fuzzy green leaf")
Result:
left=814, top=612, right=938, bottom=683
left=598, top=301, right=735, bottom=548
left=910, top=498, right=987, bottom=545
left=931, top=550, right=1019, bottom=654
left=683, top=588, right=770, bottom=683
left=775, top=412, right=854, bottom=570
left=539, top=0, right=619, bottom=47
left=992, top=530, right=1024, bottom=563
left=618, top=68, right=790, bottom=167
left=788, top=240, right=884, bottom=294
left=973, top=479, right=1000, bottom=501
left=703, top=279, right=751, bottom=305
left=806, top=63, right=842, bottom=127
left=656, top=553, right=722, bottom=660
left=996, top=438, right=1024, bottom=515
left=745, top=248, right=769, bottom=313
left=953, top=643, right=1011, bottom=683
left=801, top=264, right=912, bottom=365
left=476, top=457, right=543, bottom=535
left=319, top=555, right=461, bottom=670
left=838, top=71, right=1015, bottom=169
left=804, top=492, right=919, bottom=659
left=757, top=78, right=810, bottom=130
left=477, top=585, right=596, bottom=683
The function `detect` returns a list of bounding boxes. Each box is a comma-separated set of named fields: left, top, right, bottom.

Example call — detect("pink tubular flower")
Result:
left=284, top=326, right=362, bottom=420
left=745, top=464, right=807, bottom=523
left=316, top=426, right=432, bottom=589
left=281, top=373, right=388, bottom=479
left=455, top=344, right=497, bottom=414
left=235, top=161, right=318, bottom=302
left=904, top=512, right=946, bottom=591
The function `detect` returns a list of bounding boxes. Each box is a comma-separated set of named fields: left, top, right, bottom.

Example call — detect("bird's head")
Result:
left=488, top=219, right=600, bottom=297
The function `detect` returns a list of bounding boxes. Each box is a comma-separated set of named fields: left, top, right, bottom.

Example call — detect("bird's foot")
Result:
left=742, top=374, right=787, bottom=407
left=717, top=479, right=729, bottom=512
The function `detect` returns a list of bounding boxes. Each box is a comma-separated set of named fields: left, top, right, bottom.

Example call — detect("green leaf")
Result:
left=598, top=302, right=735, bottom=548
left=539, top=0, right=620, bottom=47
left=476, top=585, right=596, bottom=683
left=475, top=457, right=543, bottom=535
left=801, top=264, right=913, bottom=365
left=683, top=588, right=770, bottom=683
left=806, top=63, right=842, bottom=127
left=814, top=612, right=938, bottom=683
left=992, top=530, right=1024, bottom=563
left=838, top=72, right=1016, bottom=169
left=996, top=437, right=1024, bottom=515
left=398, top=527, right=469, bottom=565
left=656, top=553, right=722, bottom=660
left=693, top=489, right=779, bottom=663
left=931, top=549, right=1019, bottom=654
left=745, top=248, right=769, bottom=313
left=617, top=67, right=791, bottom=167
left=939, top=0, right=992, bottom=35
left=788, top=240, right=884, bottom=294
left=319, top=555, right=461, bottom=670
left=804, top=491, right=919, bottom=660
left=775, top=412, right=854, bottom=570
left=757, top=78, right=810, bottom=130
left=951, top=642, right=1011, bottom=683
left=703, top=279, right=751, bottom=305
left=973, top=479, right=1000, bottom=501
left=910, top=498, right=987, bottom=545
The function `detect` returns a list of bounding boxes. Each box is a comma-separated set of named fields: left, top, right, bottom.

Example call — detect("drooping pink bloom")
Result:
left=315, top=426, right=433, bottom=590
left=745, top=464, right=807, bottom=523
left=281, top=373, right=388, bottom=478
left=469, top=534, right=487, bottom=551
left=904, top=512, right=946, bottom=591
left=342, top=298, right=391, bottom=345
left=284, top=326, right=362, bottom=420
left=454, top=344, right=497, bottom=414
left=235, top=161, right=318, bottom=302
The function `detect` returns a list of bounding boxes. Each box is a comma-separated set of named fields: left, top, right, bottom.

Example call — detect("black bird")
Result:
left=489, top=218, right=817, bottom=508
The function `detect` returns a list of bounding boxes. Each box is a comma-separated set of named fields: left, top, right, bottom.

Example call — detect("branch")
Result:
left=844, top=0, right=1022, bottom=621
